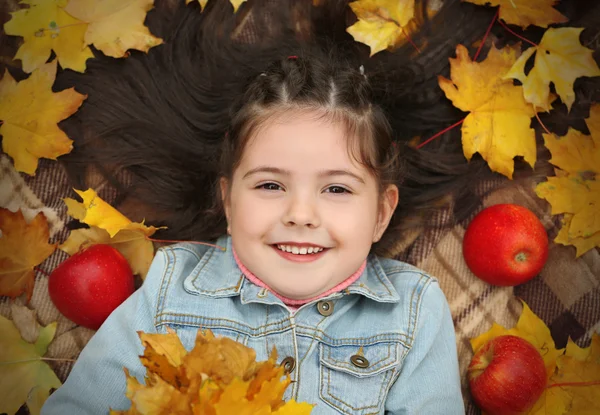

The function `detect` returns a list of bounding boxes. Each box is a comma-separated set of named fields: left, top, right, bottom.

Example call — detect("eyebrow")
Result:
left=242, top=166, right=366, bottom=184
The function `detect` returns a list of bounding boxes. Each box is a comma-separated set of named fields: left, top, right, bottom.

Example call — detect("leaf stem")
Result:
left=534, top=110, right=552, bottom=135
left=416, top=118, right=465, bottom=149
left=145, top=237, right=227, bottom=251
left=497, top=19, right=538, bottom=47
left=474, top=9, right=499, bottom=61
left=416, top=9, right=496, bottom=149
left=402, top=27, right=421, bottom=54
left=547, top=380, right=600, bottom=389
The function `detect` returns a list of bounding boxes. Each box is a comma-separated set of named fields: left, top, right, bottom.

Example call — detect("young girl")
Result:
left=40, top=0, right=499, bottom=413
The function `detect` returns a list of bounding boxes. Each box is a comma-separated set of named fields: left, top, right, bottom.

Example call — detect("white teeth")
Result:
left=276, top=245, right=324, bottom=255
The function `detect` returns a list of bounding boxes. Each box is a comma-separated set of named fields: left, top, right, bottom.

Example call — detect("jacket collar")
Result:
left=183, top=235, right=400, bottom=305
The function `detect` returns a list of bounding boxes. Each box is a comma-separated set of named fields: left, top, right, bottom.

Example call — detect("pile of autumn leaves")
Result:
left=112, top=329, right=312, bottom=414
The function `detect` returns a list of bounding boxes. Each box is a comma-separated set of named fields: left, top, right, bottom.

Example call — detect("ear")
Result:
left=219, top=177, right=232, bottom=232
left=373, top=184, right=399, bottom=243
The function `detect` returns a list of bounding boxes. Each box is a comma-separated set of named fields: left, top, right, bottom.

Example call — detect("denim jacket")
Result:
left=41, top=235, right=465, bottom=415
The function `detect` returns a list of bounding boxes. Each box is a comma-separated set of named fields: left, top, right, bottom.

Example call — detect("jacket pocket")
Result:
left=319, top=341, right=405, bottom=415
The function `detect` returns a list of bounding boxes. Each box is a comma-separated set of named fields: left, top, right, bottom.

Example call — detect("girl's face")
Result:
left=220, top=111, right=398, bottom=300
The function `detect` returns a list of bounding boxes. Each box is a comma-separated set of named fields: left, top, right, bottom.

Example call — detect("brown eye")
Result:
left=326, top=186, right=350, bottom=194
left=258, top=183, right=282, bottom=191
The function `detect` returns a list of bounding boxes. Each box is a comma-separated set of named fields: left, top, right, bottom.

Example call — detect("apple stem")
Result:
left=547, top=380, right=600, bottom=389
left=146, top=237, right=226, bottom=251
left=515, top=252, right=528, bottom=262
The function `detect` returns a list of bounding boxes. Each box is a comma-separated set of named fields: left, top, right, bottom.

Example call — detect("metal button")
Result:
left=350, top=354, right=369, bottom=368
left=281, top=356, right=296, bottom=373
left=317, top=300, right=334, bottom=316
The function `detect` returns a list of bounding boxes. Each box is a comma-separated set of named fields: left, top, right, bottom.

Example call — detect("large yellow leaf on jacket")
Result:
left=110, top=330, right=313, bottom=414
left=64, top=0, right=163, bottom=58
left=4, top=0, right=94, bottom=73
left=464, top=0, right=567, bottom=29
left=506, top=28, right=600, bottom=112
left=0, top=60, right=86, bottom=175
left=438, top=44, right=536, bottom=179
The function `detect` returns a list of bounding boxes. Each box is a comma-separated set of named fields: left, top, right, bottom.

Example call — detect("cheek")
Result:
left=230, top=191, right=276, bottom=232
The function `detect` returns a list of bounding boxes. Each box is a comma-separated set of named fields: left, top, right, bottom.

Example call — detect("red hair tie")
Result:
left=288, top=55, right=298, bottom=60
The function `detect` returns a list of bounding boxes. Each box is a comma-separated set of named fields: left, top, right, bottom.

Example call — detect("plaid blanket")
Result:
left=1, top=151, right=599, bottom=414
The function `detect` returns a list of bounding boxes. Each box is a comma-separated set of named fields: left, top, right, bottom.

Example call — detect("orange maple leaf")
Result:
left=0, top=208, right=56, bottom=302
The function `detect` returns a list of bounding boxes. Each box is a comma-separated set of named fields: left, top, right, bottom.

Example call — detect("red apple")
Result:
left=48, top=244, right=134, bottom=330
left=468, top=335, right=547, bottom=415
left=463, top=204, right=548, bottom=286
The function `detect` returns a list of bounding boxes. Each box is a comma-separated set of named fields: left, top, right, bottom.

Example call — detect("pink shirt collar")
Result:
left=232, top=246, right=367, bottom=306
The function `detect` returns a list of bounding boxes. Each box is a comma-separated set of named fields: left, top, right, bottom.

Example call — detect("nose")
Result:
left=282, top=192, right=321, bottom=228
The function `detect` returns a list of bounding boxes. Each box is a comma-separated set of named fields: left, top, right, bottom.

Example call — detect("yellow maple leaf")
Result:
left=543, top=128, right=600, bottom=177
left=0, top=314, right=61, bottom=415
left=535, top=105, right=600, bottom=256
left=464, top=0, right=567, bottom=29
left=554, top=214, right=600, bottom=257
left=0, top=60, right=86, bottom=175
left=60, top=188, right=163, bottom=278
left=346, top=0, right=415, bottom=56
left=470, top=300, right=564, bottom=379
left=505, top=28, right=600, bottom=112
left=111, top=329, right=313, bottom=414
left=64, top=188, right=131, bottom=238
left=138, top=329, right=188, bottom=388
left=0, top=208, right=56, bottom=302
left=438, top=44, right=537, bottom=179
left=3, top=0, right=94, bottom=73
left=536, top=175, right=600, bottom=239
left=63, top=0, right=163, bottom=58
left=535, top=334, right=600, bottom=414
left=184, top=329, right=260, bottom=385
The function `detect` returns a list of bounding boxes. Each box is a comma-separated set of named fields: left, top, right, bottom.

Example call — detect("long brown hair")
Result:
left=53, top=0, right=598, bottom=257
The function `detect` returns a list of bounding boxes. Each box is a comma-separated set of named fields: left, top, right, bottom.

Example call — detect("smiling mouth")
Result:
left=270, top=244, right=330, bottom=261
left=274, top=244, right=327, bottom=255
